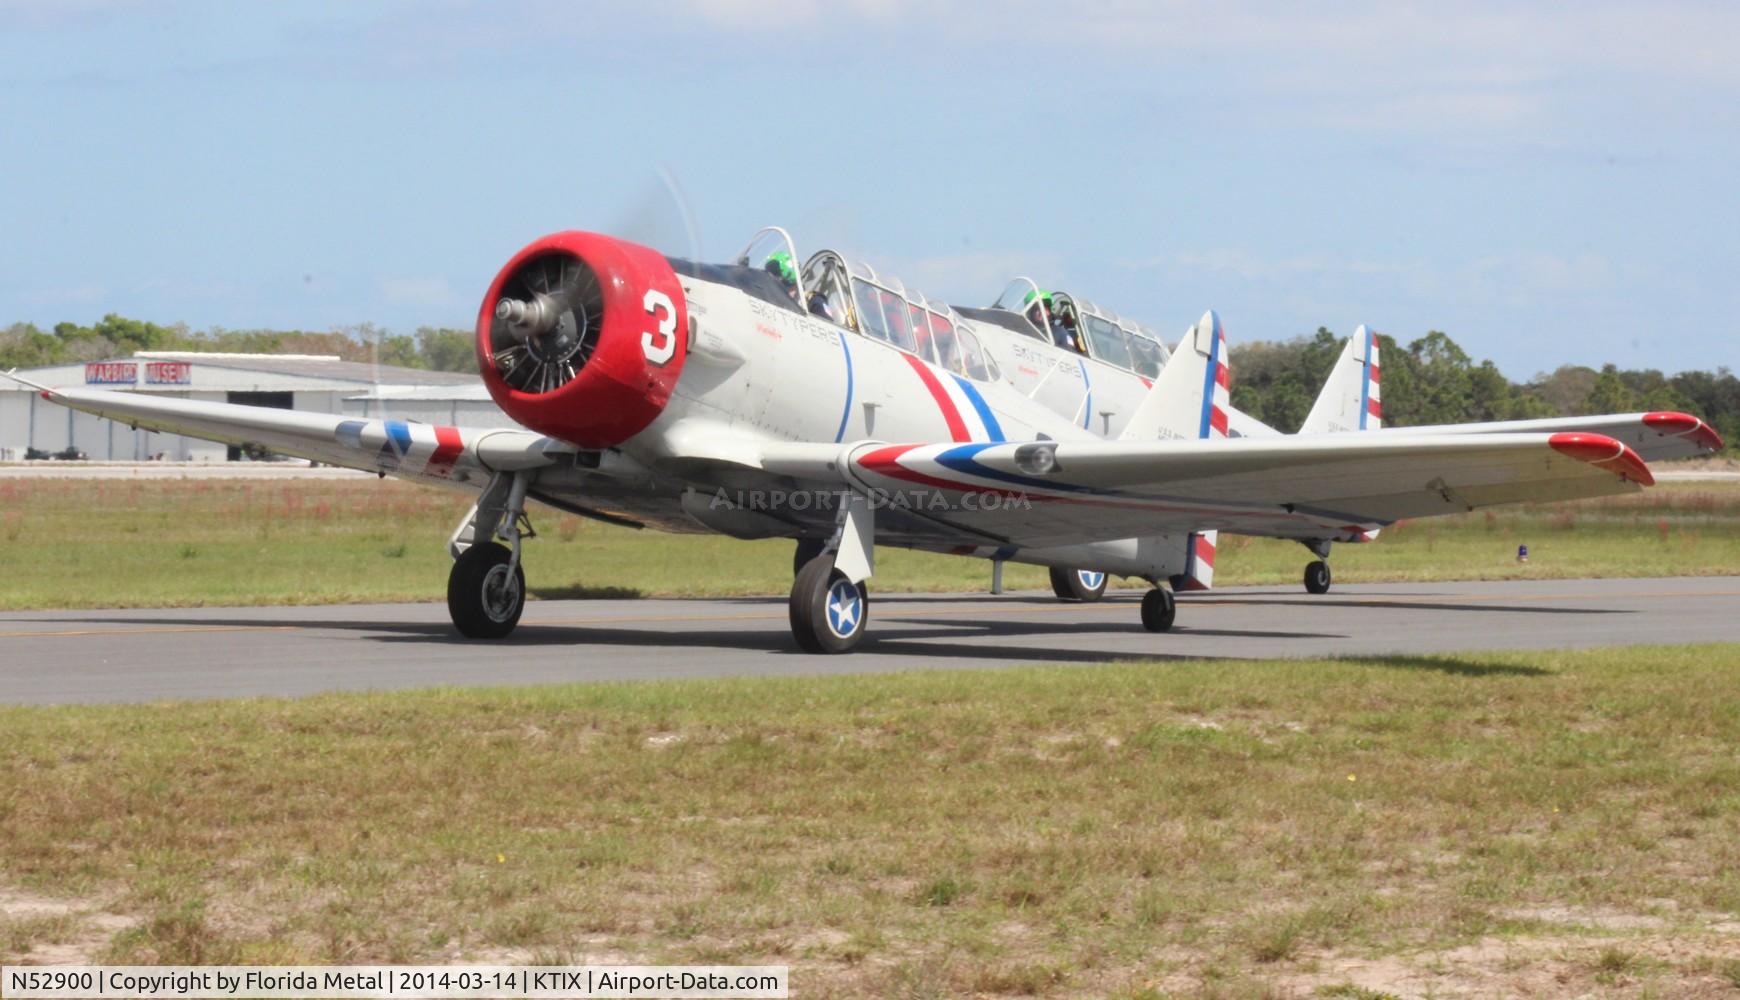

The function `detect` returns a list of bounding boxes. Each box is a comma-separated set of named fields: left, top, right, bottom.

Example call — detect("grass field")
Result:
left=1, top=478, right=1737, bottom=610
left=2, top=645, right=1738, bottom=997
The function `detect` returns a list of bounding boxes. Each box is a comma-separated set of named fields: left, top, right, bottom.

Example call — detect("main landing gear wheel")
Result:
left=1141, top=587, right=1177, bottom=632
left=1304, top=560, right=1333, bottom=595
left=1050, top=567, right=1109, bottom=602
left=447, top=541, right=525, bottom=639
left=789, top=554, right=868, bottom=654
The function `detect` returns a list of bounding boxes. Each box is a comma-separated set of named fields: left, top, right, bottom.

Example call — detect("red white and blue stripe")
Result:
left=900, top=353, right=1006, bottom=443
left=335, top=418, right=467, bottom=478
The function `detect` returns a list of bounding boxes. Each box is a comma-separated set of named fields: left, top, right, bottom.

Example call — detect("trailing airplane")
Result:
left=959, top=288, right=1723, bottom=595
left=6, top=227, right=1722, bottom=653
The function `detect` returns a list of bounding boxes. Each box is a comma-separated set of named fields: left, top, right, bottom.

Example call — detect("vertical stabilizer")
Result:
left=1302, top=325, right=1382, bottom=434
left=1118, top=310, right=1230, bottom=443
left=1119, top=309, right=1227, bottom=590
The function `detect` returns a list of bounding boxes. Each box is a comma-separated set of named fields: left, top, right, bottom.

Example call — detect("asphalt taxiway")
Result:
left=1, top=577, right=1735, bottom=705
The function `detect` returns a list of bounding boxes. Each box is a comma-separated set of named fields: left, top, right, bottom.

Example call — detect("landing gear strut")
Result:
left=446, top=471, right=533, bottom=639
left=1050, top=567, right=1109, bottom=602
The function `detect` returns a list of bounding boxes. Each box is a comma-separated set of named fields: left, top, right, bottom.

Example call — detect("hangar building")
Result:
left=0, top=352, right=520, bottom=461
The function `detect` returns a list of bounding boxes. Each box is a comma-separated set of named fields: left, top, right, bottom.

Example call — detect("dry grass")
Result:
left=1, top=479, right=1738, bottom=611
left=3, top=644, right=1738, bottom=996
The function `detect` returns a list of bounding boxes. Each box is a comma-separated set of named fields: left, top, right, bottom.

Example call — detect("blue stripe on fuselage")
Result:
left=834, top=331, right=855, bottom=443
left=951, top=374, right=1005, bottom=442
left=1078, top=359, right=1093, bottom=429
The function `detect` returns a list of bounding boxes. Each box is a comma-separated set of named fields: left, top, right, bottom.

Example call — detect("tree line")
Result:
left=3, top=315, right=1734, bottom=453
left=1229, top=328, right=1736, bottom=452
left=0, top=316, right=478, bottom=375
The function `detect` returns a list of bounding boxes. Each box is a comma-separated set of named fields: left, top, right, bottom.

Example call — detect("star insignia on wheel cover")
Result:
left=827, top=584, right=861, bottom=634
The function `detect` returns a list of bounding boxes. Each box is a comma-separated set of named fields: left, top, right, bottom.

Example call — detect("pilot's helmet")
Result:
left=765, top=251, right=797, bottom=289
left=1022, top=288, right=1052, bottom=324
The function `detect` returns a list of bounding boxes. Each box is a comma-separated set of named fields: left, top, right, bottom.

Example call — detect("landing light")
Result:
left=1014, top=443, right=1059, bottom=476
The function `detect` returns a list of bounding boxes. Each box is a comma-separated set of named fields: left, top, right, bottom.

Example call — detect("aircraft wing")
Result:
left=1363, top=412, right=1723, bottom=462
left=756, top=430, right=1653, bottom=547
left=13, top=381, right=572, bottom=485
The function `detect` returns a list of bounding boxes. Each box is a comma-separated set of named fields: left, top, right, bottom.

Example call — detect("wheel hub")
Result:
left=481, top=564, right=521, bottom=622
left=824, top=579, right=862, bottom=638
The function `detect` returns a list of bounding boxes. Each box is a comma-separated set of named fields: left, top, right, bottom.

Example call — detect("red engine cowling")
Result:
left=475, top=231, right=688, bottom=448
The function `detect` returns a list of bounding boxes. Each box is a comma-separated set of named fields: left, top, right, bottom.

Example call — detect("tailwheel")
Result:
left=1304, top=560, right=1332, bottom=595
left=789, top=553, right=868, bottom=654
left=447, top=541, right=525, bottom=639
left=1049, top=567, right=1109, bottom=602
left=1140, top=587, right=1177, bottom=632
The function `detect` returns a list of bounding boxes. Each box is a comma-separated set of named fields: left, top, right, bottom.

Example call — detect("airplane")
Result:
left=955, top=282, right=1723, bottom=594
left=6, top=226, right=1722, bottom=654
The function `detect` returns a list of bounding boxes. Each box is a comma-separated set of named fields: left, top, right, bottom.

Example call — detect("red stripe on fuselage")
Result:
left=901, top=353, right=971, bottom=442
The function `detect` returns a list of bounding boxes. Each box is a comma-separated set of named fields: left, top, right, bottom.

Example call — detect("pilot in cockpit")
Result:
left=1022, top=288, right=1054, bottom=337
left=764, top=252, right=800, bottom=304
left=1025, top=289, right=1085, bottom=355
left=1054, top=309, right=1085, bottom=355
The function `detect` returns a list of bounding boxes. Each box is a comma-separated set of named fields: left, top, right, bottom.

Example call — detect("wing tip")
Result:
left=1643, top=411, right=1724, bottom=453
left=1549, top=432, right=1656, bottom=486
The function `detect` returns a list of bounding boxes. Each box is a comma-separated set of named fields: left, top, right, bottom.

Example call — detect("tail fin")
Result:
left=1119, top=309, right=1230, bottom=442
left=1301, top=325, right=1382, bottom=434
left=1120, top=309, right=1226, bottom=591
left=1169, top=531, right=1216, bottom=591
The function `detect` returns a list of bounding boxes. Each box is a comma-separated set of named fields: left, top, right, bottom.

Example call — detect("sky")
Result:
left=2, top=0, right=1736, bottom=379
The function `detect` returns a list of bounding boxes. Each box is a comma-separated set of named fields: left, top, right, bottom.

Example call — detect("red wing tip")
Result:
left=1644, top=411, right=1725, bottom=452
left=41, top=390, right=52, bottom=400
left=1549, top=432, right=1655, bottom=486
left=1642, top=411, right=1698, bottom=434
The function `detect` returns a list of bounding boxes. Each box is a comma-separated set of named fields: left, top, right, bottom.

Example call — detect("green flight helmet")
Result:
left=765, top=251, right=797, bottom=284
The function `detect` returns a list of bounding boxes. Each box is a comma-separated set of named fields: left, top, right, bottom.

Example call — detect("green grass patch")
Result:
left=1, top=478, right=1737, bottom=610
left=2, top=644, right=1738, bottom=995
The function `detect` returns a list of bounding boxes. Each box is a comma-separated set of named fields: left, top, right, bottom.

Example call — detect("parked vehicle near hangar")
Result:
left=8, top=227, right=1722, bottom=653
